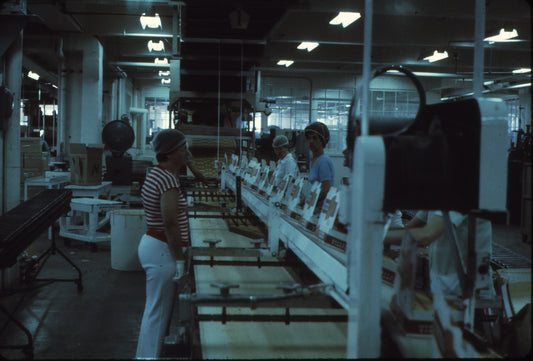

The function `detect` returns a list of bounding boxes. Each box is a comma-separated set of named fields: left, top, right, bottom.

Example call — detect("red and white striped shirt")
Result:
left=141, top=165, right=189, bottom=246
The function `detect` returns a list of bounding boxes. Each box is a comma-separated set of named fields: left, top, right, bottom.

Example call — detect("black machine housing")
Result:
left=347, top=65, right=484, bottom=213
left=102, top=118, right=135, bottom=185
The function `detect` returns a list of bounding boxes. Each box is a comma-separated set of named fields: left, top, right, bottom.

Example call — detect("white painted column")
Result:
left=63, top=34, right=103, bottom=147
left=2, top=31, right=23, bottom=212
left=473, top=0, right=485, bottom=98
left=346, top=0, right=384, bottom=357
left=346, top=136, right=385, bottom=358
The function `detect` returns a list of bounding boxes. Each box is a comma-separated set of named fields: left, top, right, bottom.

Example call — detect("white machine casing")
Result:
left=477, top=97, right=508, bottom=211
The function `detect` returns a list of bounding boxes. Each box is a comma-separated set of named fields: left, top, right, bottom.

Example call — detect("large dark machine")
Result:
left=102, top=118, right=135, bottom=185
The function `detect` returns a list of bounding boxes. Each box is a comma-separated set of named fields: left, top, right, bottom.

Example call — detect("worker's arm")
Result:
left=317, top=179, right=331, bottom=205
left=186, top=149, right=210, bottom=184
left=187, top=161, right=210, bottom=184
left=384, top=214, right=445, bottom=248
left=160, top=188, right=186, bottom=260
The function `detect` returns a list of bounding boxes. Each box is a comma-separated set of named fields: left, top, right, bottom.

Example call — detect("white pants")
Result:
left=135, top=234, right=177, bottom=359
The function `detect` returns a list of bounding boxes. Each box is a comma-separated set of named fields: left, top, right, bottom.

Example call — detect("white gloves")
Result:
left=175, top=260, right=185, bottom=279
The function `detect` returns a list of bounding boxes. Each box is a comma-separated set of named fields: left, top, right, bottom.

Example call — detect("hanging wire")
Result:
left=52, top=99, right=56, bottom=149
left=217, top=40, right=221, bottom=163
left=239, top=40, right=243, bottom=157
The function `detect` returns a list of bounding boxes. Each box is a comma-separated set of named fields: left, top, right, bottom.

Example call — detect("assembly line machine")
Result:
left=159, top=94, right=530, bottom=358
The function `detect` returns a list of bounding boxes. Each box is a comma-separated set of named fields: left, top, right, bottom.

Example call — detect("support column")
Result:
left=346, top=136, right=385, bottom=358
left=2, top=32, right=23, bottom=212
left=63, top=34, right=103, bottom=151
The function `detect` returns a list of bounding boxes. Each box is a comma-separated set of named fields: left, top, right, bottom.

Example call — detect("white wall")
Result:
left=140, top=83, right=170, bottom=101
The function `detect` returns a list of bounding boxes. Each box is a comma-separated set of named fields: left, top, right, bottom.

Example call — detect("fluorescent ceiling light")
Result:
left=147, top=40, right=165, bottom=52
left=28, top=71, right=40, bottom=80
left=484, top=28, right=518, bottom=42
left=52, top=84, right=58, bottom=89
left=123, top=32, right=172, bottom=38
left=385, top=70, right=459, bottom=78
left=140, top=13, right=162, bottom=30
left=158, top=70, right=170, bottom=76
left=507, top=82, right=531, bottom=89
left=297, top=42, right=319, bottom=52
left=277, top=60, right=294, bottom=67
left=329, top=12, right=361, bottom=28
left=423, top=50, right=449, bottom=62
left=161, top=78, right=171, bottom=84
left=512, top=67, right=531, bottom=74
left=154, top=57, right=169, bottom=65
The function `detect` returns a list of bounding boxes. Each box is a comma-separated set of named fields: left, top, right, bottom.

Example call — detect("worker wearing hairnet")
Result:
left=303, top=122, right=334, bottom=214
left=136, top=129, right=190, bottom=358
left=272, top=135, right=299, bottom=188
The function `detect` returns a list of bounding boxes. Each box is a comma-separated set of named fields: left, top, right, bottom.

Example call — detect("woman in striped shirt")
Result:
left=136, top=129, right=190, bottom=358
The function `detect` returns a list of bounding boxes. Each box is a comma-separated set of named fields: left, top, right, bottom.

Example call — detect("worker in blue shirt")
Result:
left=303, top=122, right=334, bottom=214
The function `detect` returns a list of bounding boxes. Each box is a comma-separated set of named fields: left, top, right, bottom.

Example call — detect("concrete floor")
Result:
left=0, top=221, right=530, bottom=359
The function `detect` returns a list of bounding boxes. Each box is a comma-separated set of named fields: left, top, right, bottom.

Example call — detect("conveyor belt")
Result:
left=491, top=242, right=531, bottom=269
left=0, top=189, right=72, bottom=268
left=0, top=189, right=82, bottom=359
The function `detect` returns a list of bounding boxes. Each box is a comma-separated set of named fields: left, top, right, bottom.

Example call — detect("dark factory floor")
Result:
left=0, top=222, right=531, bottom=359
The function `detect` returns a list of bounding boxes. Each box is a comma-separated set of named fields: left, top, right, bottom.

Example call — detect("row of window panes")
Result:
left=145, top=97, right=170, bottom=136
left=506, top=98, right=520, bottom=148
left=371, top=90, right=419, bottom=116
left=140, top=95, right=524, bottom=151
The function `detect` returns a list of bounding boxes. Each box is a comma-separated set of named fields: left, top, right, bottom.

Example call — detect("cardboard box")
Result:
left=20, top=138, right=42, bottom=153
left=70, top=143, right=104, bottom=185
left=22, top=152, right=49, bottom=170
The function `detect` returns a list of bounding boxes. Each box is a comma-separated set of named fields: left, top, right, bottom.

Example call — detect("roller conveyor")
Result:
left=183, top=217, right=349, bottom=359
left=0, top=189, right=83, bottom=359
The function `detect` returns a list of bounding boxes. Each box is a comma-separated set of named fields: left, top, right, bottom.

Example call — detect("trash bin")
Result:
left=110, top=209, right=146, bottom=271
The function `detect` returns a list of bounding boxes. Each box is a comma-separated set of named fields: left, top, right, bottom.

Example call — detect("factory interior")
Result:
left=0, top=0, right=531, bottom=359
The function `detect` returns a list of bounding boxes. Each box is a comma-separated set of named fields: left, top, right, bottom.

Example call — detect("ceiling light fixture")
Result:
left=154, top=57, right=169, bottom=65
left=140, top=13, right=162, bottom=30
left=423, top=50, right=449, bottom=63
left=507, top=82, right=531, bottom=89
left=147, top=40, right=165, bottom=52
left=512, top=67, right=531, bottom=74
left=158, top=70, right=170, bottom=77
left=297, top=42, right=319, bottom=52
left=277, top=60, right=294, bottom=67
left=123, top=31, right=172, bottom=38
left=484, top=28, right=518, bottom=43
left=161, top=78, right=171, bottom=84
left=28, top=71, right=40, bottom=80
left=329, top=12, right=361, bottom=28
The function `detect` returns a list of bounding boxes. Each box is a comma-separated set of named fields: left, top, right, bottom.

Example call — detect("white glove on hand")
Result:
left=174, top=260, right=186, bottom=282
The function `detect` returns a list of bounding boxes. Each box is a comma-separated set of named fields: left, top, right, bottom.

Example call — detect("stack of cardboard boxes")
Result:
left=20, top=138, right=49, bottom=199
